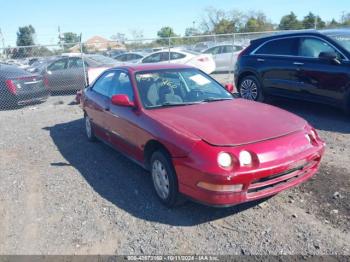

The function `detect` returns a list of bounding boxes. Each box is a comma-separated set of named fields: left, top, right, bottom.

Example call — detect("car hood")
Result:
left=147, top=99, right=307, bottom=146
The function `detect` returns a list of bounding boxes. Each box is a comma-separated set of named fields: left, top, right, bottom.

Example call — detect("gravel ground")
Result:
left=0, top=87, right=349, bottom=255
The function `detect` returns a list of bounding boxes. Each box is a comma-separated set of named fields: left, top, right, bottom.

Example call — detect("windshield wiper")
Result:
left=200, top=97, right=233, bottom=103
left=148, top=102, right=200, bottom=109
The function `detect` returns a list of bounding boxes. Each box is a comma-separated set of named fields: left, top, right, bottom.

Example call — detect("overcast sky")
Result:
left=0, top=0, right=349, bottom=46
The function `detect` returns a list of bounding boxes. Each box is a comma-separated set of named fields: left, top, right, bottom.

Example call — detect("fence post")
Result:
left=168, top=37, right=171, bottom=63
left=80, top=36, right=88, bottom=88
left=227, top=33, right=236, bottom=85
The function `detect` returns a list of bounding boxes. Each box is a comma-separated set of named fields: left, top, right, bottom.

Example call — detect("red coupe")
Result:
left=81, top=64, right=325, bottom=207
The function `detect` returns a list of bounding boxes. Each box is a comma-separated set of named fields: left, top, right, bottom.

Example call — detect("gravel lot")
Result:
left=0, top=80, right=349, bottom=255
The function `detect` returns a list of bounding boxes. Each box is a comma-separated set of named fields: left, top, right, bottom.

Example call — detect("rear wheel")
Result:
left=150, top=150, right=183, bottom=207
left=238, top=75, right=264, bottom=102
left=84, top=114, right=96, bottom=142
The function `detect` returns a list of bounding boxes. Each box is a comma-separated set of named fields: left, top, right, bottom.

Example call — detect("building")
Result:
left=69, top=35, right=125, bottom=53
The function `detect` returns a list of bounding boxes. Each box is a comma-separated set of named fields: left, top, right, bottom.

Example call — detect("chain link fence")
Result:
left=0, top=30, right=292, bottom=109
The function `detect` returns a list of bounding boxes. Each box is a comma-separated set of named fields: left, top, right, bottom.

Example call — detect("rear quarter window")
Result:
left=255, top=38, right=299, bottom=56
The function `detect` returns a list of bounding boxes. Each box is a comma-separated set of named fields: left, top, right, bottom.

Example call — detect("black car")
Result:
left=234, top=29, right=350, bottom=113
left=0, top=63, right=49, bottom=108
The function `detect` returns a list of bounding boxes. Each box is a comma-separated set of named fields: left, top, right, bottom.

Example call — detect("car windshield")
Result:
left=135, top=68, right=233, bottom=109
left=326, top=32, right=350, bottom=53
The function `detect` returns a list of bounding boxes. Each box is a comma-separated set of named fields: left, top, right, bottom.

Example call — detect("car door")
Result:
left=44, top=58, right=68, bottom=91
left=217, top=45, right=237, bottom=71
left=104, top=70, right=143, bottom=162
left=296, top=36, right=350, bottom=103
left=67, top=57, right=86, bottom=90
left=204, top=46, right=222, bottom=70
left=141, top=52, right=163, bottom=63
left=253, top=37, right=300, bottom=96
left=84, top=71, right=115, bottom=142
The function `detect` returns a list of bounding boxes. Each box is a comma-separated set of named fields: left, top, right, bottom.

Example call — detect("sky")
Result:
left=0, top=0, right=349, bottom=47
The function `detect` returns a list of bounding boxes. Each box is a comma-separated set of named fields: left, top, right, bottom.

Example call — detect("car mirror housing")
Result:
left=224, top=83, right=234, bottom=93
left=319, top=51, right=341, bottom=64
left=111, top=94, right=135, bottom=107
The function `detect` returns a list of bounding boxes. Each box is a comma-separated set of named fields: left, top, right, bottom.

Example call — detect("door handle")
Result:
left=257, top=58, right=265, bottom=62
left=293, top=62, right=304, bottom=65
left=104, top=107, right=110, bottom=111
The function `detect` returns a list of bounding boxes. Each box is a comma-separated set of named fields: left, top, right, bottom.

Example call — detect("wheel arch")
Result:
left=237, top=70, right=261, bottom=89
left=144, top=140, right=172, bottom=171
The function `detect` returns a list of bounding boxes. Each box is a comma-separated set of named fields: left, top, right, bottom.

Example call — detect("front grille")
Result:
left=247, top=162, right=312, bottom=194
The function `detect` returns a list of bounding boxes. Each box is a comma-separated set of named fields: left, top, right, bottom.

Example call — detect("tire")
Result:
left=84, top=114, right=96, bottom=142
left=150, top=150, right=183, bottom=207
left=238, top=75, right=264, bottom=102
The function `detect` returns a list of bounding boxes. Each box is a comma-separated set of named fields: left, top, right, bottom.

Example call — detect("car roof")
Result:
left=115, top=63, right=194, bottom=72
left=251, top=28, right=350, bottom=44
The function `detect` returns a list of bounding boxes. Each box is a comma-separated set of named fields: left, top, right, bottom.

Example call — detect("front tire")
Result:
left=84, top=114, right=96, bottom=142
left=150, top=150, right=182, bottom=207
left=238, top=75, right=264, bottom=102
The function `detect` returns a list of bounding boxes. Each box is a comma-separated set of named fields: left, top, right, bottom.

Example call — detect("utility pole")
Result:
left=0, top=28, right=6, bottom=58
left=58, top=26, right=63, bottom=49
left=314, top=16, right=318, bottom=29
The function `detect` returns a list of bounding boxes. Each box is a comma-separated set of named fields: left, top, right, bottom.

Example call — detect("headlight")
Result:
left=239, top=150, right=252, bottom=166
left=217, top=152, right=232, bottom=168
left=310, top=129, right=317, bottom=140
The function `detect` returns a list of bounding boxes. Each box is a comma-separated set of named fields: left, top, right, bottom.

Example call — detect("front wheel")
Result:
left=150, top=150, right=183, bottom=207
left=84, top=114, right=96, bottom=142
left=238, top=75, right=264, bottom=102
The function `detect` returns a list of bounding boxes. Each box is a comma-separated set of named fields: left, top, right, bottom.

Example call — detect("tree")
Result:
left=327, top=18, right=340, bottom=28
left=157, top=26, right=178, bottom=45
left=213, top=19, right=235, bottom=34
left=341, top=12, right=350, bottom=26
left=184, top=27, right=199, bottom=37
left=278, top=12, right=302, bottom=30
left=16, top=25, right=36, bottom=57
left=200, top=7, right=242, bottom=34
left=302, top=12, right=325, bottom=29
left=242, top=12, right=274, bottom=32
left=60, top=32, right=80, bottom=49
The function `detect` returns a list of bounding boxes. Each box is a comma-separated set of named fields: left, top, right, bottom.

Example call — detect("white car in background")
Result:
left=139, top=49, right=216, bottom=74
left=202, top=44, right=244, bottom=72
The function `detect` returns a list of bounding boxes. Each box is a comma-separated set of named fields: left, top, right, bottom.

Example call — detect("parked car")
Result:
left=203, top=44, right=244, bottom=72
left=80, top=64, right=325, bottom=207
left=139, top=49, right=216, bottom=74
left=234, top=29, right=350, bottom=113
left=0, top=63, right=49, bottom=107
left=41, top=54, right=118, bottom=92
left=191, top=41, right=216, bottom=52
left=113, top=52, right=145, bottom=64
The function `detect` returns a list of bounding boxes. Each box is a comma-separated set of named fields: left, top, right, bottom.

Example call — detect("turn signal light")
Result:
left=197, top=182, right=243, bottom=192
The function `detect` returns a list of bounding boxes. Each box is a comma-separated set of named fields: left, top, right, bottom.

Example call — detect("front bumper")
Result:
left=173, top=132, right=325, bottom=207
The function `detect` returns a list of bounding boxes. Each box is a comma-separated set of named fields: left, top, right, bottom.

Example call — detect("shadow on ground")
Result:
left=265, top=97, right=350, bottom=134
left=44, top=119, right=262, bottom=226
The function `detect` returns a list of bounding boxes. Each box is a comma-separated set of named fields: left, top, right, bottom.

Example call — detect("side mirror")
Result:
left=319, top=52, right=341, bottom=64
left=224, top=83, right=234, bottom=93
left=111, top=94, right=135, bottom=107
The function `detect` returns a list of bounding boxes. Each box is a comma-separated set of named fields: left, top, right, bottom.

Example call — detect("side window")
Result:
left=204, top=46, right=221, bottom=55
left=110, top=71, right=134, bottom=101
left=255, top=38, right=299, bottom=56
left=68, top=58, right=85, bottom=68
left=130, top=54, right=142, bottom=60
left=115, top=54, right=127, bottom=61
left=48, top=59, right=67, bottom=71
left=170, top=52, right=186, bottom=60
left=92, top=71, right=115, bottom=97
left=222, top=45, right=234, bottom=53
left=142, top=53, right=162, bottom=63
left=299, top=38, right=341, bottom=58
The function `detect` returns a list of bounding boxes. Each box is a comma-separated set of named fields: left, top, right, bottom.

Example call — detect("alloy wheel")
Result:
left=240, top=79, right=258, bottom=101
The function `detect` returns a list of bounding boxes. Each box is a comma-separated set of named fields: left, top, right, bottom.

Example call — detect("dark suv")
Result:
left=234, top=29, right=350, bottom=113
